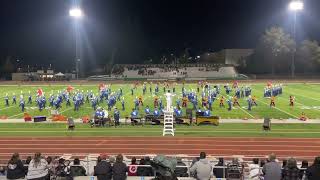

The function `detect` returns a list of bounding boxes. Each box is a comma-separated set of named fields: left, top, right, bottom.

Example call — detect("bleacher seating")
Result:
left=0, top=153, right=314, bottom=179
left=119, top=64, right=237, bottom=79
left=88, top=64, right=242, bottom=81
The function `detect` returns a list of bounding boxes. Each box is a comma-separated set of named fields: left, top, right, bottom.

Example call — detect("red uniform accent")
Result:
left=128, top=164, right=138, bottom=176
left=37, top=88, right=43, bottom=96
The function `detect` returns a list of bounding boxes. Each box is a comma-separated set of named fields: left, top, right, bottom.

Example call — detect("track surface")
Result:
left=0, top=137, right=319, bottom=162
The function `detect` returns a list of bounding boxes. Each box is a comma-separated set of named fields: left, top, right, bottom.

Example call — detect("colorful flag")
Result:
left=67, top=85, right=74, bottom=93
left=37, top=88, right=43, bottom=96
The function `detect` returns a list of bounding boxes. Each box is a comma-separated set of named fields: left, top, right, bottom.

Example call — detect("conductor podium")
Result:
left=195, top=112, right=219, bottom=126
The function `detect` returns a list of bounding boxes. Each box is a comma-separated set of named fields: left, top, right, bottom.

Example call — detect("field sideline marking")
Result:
left=286, top=87, right=320, bottom=102
left=0, top=139, right=318, bottom=142
left=8, top=112, right=25, bottom=119
left=238, top=106, right=254, bottom=118
left=0, top=144, right=319, bottom=148
left=250, top=86, right=298, bottom=118
left=0, top=106, right=15, bottom=111
left=0, top=128, right=315, bottom=131
left=255, top=99, right=298, bottom=119
left=277, top=95, right=320, bottom=113
left=0, top=147, right=317, bottom=153
left=0, top=130, right=318, bottom=134
left=223, top=95, right=255, bottom=118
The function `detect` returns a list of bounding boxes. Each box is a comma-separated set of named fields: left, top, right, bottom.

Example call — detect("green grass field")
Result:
left=0, top=123, right=319, bottom=137
left=1, top=83, right=320, bottom=119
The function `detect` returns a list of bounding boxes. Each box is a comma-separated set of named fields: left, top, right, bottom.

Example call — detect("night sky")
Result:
left=0, top=0, right=320, bottom=71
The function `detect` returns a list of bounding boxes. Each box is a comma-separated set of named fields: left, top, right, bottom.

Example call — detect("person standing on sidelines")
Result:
left=289, top=95, right=295, bottom=107
left=270, top=96, right=276, bottom=108
left=5, top=94, right=9, bottom=106
left=114, top=108, right=120, bottom=127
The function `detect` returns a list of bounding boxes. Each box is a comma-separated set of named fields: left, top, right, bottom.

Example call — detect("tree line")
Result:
left=242, top=26, right=320, bottom=75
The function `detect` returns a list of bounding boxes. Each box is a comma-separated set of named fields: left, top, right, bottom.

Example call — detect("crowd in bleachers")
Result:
left=1, top=152, right=319, bottom=180
left=112, top=63, right=227, bottom=75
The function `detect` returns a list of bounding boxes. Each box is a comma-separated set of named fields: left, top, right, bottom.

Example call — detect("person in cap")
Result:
left=94, top=154, right=112, bottom=180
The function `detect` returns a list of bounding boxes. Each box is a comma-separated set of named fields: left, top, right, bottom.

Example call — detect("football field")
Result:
left=0, top=82, right=320, bottom=119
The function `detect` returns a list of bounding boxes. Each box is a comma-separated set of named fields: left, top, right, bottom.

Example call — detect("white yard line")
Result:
left=238, top=106, right=254, bottom=118
left=277, top=96, right=320, bottom=112
left=8, top=112, right=25, bottom=119
left=255, top=99, right=298, bottom=119
left=60, top=107, right=73, bottom=114
left=286, top=87, right=320, bottom=102
left=0, top=106, right=15, bottom=111
left=224, top=95, right=254, bottom=118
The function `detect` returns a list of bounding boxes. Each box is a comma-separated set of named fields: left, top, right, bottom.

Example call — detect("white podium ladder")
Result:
left=163, top=111, right=174, bottom=136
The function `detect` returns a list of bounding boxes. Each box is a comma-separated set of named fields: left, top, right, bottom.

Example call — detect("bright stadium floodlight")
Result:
left=288, top=1, right=304, bottom=78
left=69, top=8, right=83, bottom=18
left=289, top=1, right=304, bottom=11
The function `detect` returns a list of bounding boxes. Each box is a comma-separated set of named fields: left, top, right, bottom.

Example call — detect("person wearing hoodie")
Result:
left=94, top=154, right=112, bottom=180
left=26, top=152, right=49, bottom=180
left=6, top=153, right=26, bottom=180
left=190, top=152, right=212, bottom=180
left=112, top=154, right=127, bottom=180
left=282, top=158, right=300, bottom=180
left=262, top=153, right=281, bottom=180
left=306, top=156, right=320, bottom=180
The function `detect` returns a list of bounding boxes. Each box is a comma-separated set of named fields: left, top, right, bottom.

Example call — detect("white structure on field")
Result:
left=163, top=92, right=175, bottom=136
left=164, top=92, right=175, bottom=111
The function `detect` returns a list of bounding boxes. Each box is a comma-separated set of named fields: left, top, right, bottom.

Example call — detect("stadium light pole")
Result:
left=289, top=0, right=303, bottom=78
left=69, top=7, right=83, bottom=80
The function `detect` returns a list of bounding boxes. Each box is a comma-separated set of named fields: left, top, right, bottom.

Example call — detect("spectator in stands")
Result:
left=190, top=152, right=212, bottom=180
left=70, top=158, right=86, bottom=177
left=144, top=156, right=154, bottom=176
left=112, top=154, right=127, bottom=180
left=55, top=158, right=67, bottom=178
left=46, top=156, right=54, bottom=177
left=97, top=156, right=102, bottom=164
left=94, top=154, right=112, bottom=180
left=262, top=153, right=281, bottom=180
left=128, top=157, right=138, bottom=176
left=109, top=156, right=115, bottom=166
left=63, top=160, right=71, bottom=177
left=283, top=159, right=288, bottom=168
left=213, top=157, right=227, bottom=178
left=0, top=166, right=6, bottom=176
left=27, top=152, right=49, bottom=180
left=249, top=158, right=260, bottom=180
left=299, top=160, right=308, bottom=179
left=306, top=156, right=320, bottom=180
left=137, top=158, right=152, bottom=176
left=282, top=158, right=300, bottom=180
left=6, top=153, right=26, bottom=179
left=227, top=158, right=243, bottom=179
left=174, top=157, right=188, bottom=177
left=25, top=156, right=32, bottom=165
left=282, top=159, right=288, bottom=178
left=49, top=159, right=59, bottom=179
left=190, top=157, right=200, bottom=178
